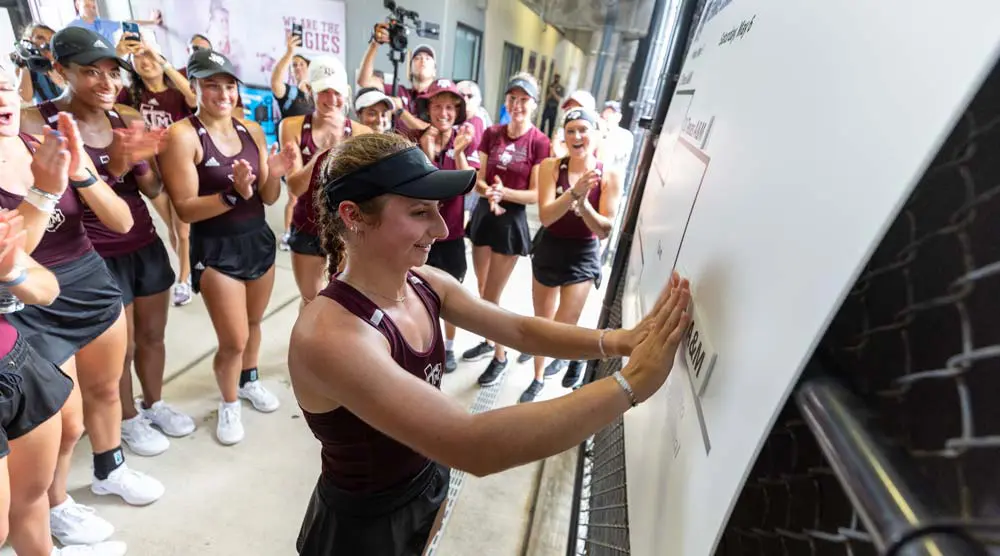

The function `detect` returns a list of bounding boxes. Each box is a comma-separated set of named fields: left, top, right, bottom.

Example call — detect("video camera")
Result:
left=383, top=0, right=440, bottom=54
left=9, top=39, right=51, bottom=73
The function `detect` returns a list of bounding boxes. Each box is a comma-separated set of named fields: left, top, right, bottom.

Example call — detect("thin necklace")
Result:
left=341, top=277, right=407, bottom=304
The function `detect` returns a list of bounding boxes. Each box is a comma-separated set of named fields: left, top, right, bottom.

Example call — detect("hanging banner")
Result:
left=141, top=0, right=346, bottom=87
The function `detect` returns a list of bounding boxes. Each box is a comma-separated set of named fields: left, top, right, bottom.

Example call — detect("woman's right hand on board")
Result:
left=619, top=272, right=691, bottom=403
left=31, top=125, right=71, bottom=197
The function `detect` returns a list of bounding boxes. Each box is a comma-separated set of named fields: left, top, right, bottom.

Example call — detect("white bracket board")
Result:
left=619, top=2, right=1000, bottom=555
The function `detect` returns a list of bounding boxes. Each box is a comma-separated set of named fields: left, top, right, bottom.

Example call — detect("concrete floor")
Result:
left=2, top=199, right=602, bottom=555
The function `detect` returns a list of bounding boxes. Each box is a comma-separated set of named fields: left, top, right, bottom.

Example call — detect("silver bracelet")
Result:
left=613, top=370, right=638, bottom=407
left=25, top=188, right=58, bottom=213
left=28, top=186, right=61, bottom=201
left=598, top=328, right=611, bottom=359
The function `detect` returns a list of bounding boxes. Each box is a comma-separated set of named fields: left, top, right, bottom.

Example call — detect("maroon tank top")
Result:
left=0, top=133, right=93, bottom=268
left=546, top=158, right=604, bottom=239
left=302, top=271, right=446, bottom=493
left=188, top=115, right=264, bottom=236
left=292, top=117, right=352, bottom=236
left=38, top=102, right=157, bottom=258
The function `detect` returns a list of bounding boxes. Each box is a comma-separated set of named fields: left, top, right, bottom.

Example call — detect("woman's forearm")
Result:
left=259, top=174, right=282, bottom=205
left=464, top=377, right=631, bottom=476
left=538, top=191, right=575, bottom=227
left=174, top=194, right=232, bottom=223
left=578, top=199, right=613, bottom=238
left=501, top=188, right=538, bottom=205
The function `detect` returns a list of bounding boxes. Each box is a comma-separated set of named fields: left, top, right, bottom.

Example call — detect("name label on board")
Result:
left=682, top=297, right=718, bottom=397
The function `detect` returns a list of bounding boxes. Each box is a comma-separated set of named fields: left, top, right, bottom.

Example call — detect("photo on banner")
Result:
left=141, top=0, right=346, bottom=88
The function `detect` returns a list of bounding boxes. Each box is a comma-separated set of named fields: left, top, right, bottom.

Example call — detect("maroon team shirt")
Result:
left=480, top=125, right=551, bottom=192
left=433, top=127, right=480, bottom=241
left=116, top=87, right=192, bottom=128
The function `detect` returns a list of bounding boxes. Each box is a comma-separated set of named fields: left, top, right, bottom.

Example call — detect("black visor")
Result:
left=505, top=77, right=538, bottom=102
left=324, top=146, right=476, bottom=212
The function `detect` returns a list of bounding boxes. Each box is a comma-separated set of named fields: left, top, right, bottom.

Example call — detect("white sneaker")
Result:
left=49, top=497, right=114, bottom=546
left=139, top=399, right=196, bottom=437
left=54, top=541, right=128, bottom=555
left=120, top=415, right=170, bottom=456
left=91, top=464, right=164, bottom=506
left=216, top=402, right=244, bottom=445
left=238, top=381, right=280, bottom=413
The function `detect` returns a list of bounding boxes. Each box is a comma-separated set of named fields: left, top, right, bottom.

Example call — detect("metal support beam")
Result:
left=796, top=375, right=989, bottom=556
left=590, top=0, right=619, bottom=101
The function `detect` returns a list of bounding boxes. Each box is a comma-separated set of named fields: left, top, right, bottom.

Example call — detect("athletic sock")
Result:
left=239, top=367, right=259, bottom=388
left=445, top=339, right=454, bottom=351
left=93, top=446, right=125, bottom=480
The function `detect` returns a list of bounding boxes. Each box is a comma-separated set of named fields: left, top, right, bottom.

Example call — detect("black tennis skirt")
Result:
left=289, top=225, right=325, bottom=258
left=531, top=231, right=602, bottom=288
left=297, top=462, right=450, bottom=556
left=5, top=250, right=123, bottom=366
left=465, top=199, right=531, bottom=257
left=190, top=223, right=277, bottom=294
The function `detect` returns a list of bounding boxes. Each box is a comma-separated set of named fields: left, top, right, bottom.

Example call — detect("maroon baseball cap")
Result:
left=420, top=78, right=467, bottom=126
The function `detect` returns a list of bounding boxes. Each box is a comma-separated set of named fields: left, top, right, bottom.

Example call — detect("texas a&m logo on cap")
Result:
left=209, top=53, right=227, bottom=66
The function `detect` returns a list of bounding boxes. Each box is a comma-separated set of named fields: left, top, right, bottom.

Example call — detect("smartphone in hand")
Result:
left=291, top=23, right=303, bottom=42
left=121, top=21, right=141, bottom=43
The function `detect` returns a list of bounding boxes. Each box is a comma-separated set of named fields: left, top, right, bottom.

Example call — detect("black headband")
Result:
left=564, top=108, right=598, bottom=128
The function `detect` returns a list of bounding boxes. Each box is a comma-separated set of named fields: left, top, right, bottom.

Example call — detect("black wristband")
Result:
left=69, top=168, right=98, bottom=189
left=219, top=188, right=242, bottom=208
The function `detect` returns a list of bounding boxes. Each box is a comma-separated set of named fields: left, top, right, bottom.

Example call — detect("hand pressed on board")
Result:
left=617, top=272, right=691, bottom=403
left=31, top=125, right=71, bottom=197
left=0, top=210, right=28, bottom=281
left=231, top=159, right=256, bottom=199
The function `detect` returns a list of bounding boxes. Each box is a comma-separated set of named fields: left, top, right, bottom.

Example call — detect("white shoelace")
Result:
left=220, top=405, right=240, bottom=426
left=55, top=502, right=99, bottom=524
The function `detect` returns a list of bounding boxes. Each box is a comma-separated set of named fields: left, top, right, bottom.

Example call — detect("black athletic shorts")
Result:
left=289, top=225, right=325, bottom=257
left=531, top=231, right=602, bottom=288
left=465, top=198, right=531, bottom=257
left=426, top=238, right=467, bottom=283
left=297, top=462, right=450, bottom=556
left=190, top=223, right=277, bottom=294
left=5, top=250, right=123, bottom=366
left=103, top=239, right=176, bottom=306
left=0, top=334, right=74, bottom=457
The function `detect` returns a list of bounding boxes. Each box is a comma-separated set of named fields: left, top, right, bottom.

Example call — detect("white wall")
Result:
left=481, top=0, right=587, bottom=119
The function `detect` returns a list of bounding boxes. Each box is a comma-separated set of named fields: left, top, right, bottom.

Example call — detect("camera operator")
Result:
left=12, top=24, right=64, bottom=104
left=358, top=22, right=437, bottom=133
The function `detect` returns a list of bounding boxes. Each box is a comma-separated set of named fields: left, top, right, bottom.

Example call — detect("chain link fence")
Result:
left=718, top=55, right=1000, bottom=556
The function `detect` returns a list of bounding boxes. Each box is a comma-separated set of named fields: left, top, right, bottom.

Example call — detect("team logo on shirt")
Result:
left=140, top=103, right=173, bottom=129
left=423, top=362, right=443, bottom=386
left=46, top=208, right=65, bottom=233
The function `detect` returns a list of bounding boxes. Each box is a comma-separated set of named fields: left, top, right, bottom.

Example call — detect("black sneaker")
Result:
left=562, top=361, right=584, bottom=389
left=477, top=358, right=508, bottom=387
left=462, top=341, right=493, bottom=362
left=444, top=350, right=457, bottom=373
left=544, top=359, right=568, bottom=379
left=517, top=352, right=533, bottom=364
left=519, top=380, right=544, bottom=403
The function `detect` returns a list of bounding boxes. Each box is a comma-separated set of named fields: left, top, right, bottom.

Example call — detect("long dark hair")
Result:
left=126, top=57, right=177, bottom=110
